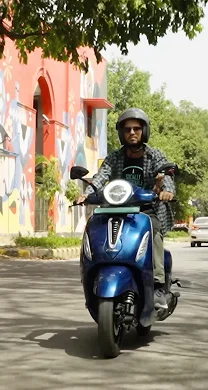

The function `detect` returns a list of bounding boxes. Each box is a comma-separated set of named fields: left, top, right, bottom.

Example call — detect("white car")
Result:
left=189, top=217, right=208, bottom=247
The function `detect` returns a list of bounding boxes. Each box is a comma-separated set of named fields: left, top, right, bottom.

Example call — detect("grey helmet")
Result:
left=116, top=108, right=150, bottom=145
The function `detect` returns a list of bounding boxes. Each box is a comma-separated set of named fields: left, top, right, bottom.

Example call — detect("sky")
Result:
left=103, top=6, right=208, bottom=110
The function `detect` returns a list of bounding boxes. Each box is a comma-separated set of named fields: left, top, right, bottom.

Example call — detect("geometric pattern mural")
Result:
left=0, top=43, right=108, bottom=234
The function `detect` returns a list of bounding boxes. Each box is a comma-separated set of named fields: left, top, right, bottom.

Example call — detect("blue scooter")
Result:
left=70, top=163, right=181, bottom=358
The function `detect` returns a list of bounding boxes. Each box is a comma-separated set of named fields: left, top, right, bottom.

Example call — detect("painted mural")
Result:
left=0, top=41, right=108, bottom=235
left=0, top=51, right=35, bottom=235
left=55, top=58, right=108, bottom=234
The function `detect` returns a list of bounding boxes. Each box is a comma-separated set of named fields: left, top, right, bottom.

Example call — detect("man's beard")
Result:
left=125, top=141, right=143, bottom=153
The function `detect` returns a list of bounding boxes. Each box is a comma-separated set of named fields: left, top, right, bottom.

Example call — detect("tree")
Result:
left=0, top=0, right=207, bottom=70
left=107, top=58, right=208, bottom=221
left=35, top=154, right=61, bottom=232
left=107, top=59, right=151, bottom=152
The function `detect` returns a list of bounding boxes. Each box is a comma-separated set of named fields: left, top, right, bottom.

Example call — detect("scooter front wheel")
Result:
left=98, top=298, right=123, bottom=358
left=136, top=323, right=151, bottom=336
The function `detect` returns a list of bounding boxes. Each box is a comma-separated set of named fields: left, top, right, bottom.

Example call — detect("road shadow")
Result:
left=23, top=323, right=169, bottom=360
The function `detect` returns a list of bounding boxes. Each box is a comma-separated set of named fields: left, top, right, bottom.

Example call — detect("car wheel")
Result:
left=197, top=242, right=201, bottom=247
left=191, top=242, right=195, bottom=247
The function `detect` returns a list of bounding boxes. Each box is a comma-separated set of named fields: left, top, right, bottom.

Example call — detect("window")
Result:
left=87, top=106, right=92, bottom=137
left=33, top=96, right=39, bottom=128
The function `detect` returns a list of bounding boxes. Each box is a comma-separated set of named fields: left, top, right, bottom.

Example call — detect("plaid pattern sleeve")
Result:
left=147, top=148, right=175, bottom=235
left=84, top=152, right=117, bottom=195
left=151, top=149, right=175, bottom=194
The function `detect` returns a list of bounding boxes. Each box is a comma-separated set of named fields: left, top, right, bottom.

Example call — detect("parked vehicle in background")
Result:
left=173, top=222, right=189, bottom=232
left=189, top=217, right=208, bottom=247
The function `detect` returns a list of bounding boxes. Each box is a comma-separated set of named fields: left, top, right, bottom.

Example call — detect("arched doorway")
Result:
left=33, top=76, right=53, bottom=232
left=33, top=76, right=53, bottom=155
left=33, top=83, right=43, bottom=155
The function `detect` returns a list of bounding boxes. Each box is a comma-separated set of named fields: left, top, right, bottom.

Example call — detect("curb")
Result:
left=0, top=246, right=81, bottom=260
left=0, top=237, right=189, bottom=260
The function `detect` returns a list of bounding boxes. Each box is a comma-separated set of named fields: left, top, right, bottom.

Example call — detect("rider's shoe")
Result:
left=154, top=288, right=168, bottom=309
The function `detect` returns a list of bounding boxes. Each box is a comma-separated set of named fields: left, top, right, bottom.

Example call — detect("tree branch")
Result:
left=0, top=20, right=46, bottom=40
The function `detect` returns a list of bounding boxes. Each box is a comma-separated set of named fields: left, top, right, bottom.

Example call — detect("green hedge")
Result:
left=14, top=236, right=81, bottom=248
left=14, top=230, right=189, bottom=249
left=165, top=230, right=189, bottom=238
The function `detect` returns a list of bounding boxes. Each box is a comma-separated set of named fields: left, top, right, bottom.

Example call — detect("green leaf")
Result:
left=65, top=180, right=80, bottom=202
left=0, top=0, right=207, bottom=68
left=107, top=57, right=208, bottom=220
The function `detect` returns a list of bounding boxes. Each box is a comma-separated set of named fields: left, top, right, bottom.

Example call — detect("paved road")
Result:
left=0, top=242, right=208, bottom=390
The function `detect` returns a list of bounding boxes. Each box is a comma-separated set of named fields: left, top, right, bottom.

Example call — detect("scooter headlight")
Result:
left=83, top=231, right=92, bottom=260
left=103, top=180, right=132, bottom=205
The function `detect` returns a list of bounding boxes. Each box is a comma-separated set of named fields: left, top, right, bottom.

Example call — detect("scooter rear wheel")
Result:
left=98, top=298, right=123, bottom=358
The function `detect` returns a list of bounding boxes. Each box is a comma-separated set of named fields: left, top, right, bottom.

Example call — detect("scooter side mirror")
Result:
left=70, top=166, right=89, bottom=180
left=70, top=165, right=98, bottom=194
left=157, top=163, right=179, bottom=177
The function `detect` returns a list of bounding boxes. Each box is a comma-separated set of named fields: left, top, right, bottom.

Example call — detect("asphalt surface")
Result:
left=0, top=241, right=208, bottom=390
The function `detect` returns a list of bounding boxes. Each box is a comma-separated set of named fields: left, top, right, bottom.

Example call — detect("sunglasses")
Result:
left=122, top=126, right=142, bottom=133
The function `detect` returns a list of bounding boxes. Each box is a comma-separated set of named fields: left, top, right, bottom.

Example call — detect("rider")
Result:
left=78, top=108, right=175, bottom=309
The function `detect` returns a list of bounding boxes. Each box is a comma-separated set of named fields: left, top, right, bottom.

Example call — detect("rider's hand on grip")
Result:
left=76, top=194, right=88, bottom=205
left=159, top=191, right=174, bottom=201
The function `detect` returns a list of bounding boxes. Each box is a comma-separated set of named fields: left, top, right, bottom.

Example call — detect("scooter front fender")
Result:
left=94, top=266, right=139, bottom=298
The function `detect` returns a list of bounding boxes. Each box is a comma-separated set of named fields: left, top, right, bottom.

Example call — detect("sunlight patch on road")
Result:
left=34, top=332, right=58, bottom=340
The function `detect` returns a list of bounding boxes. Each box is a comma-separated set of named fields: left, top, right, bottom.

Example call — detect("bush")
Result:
left=14, top=235, right=81, bottom=248
left=65, top=180, right=80, bottom=202
left=165, top=230, right=189, bottom=238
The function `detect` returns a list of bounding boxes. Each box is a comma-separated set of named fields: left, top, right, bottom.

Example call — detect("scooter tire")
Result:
left=98, top=298, right=123, bottom=359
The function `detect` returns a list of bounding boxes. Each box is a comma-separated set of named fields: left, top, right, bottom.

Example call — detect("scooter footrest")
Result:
left=173, top=292, right=180, bottom=298
left=172, top=278, right=182, bottom=287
